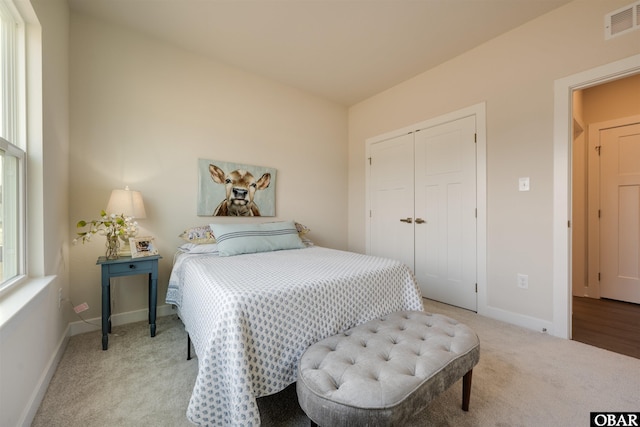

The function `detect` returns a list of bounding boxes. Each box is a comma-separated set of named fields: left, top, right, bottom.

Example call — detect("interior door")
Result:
left=414, top=116, right=477, bottom=311
left=600, top=122, right=640, bottom=304
left=369, top=133, right=415, bottom=271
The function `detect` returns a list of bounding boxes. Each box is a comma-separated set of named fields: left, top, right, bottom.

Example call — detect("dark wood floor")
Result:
left=572, top=296, right=640, bottom=359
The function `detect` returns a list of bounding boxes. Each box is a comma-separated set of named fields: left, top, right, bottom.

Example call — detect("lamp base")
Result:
left=119, top=241, right=133, bottom=257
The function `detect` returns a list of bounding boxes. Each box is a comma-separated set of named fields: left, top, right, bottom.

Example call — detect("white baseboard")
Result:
left=69, top=304, right=177, bottom=336
left=479, top=304, right=555, bottom=336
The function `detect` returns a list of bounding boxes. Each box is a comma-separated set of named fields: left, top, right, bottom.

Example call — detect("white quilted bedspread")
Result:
left=166, top=246, right=423, bottom=426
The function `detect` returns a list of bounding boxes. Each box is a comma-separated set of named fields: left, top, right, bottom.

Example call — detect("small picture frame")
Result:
left=129, top=236, right=158, bottom=258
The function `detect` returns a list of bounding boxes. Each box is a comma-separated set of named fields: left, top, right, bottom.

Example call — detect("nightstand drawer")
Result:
left=107, top=260, right=154, bottom=275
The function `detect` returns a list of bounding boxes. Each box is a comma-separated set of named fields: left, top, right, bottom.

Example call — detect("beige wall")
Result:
left=69, top=14, right=348, bottom=321
left=582, top=73, right=640, bottom=123
left=39, top=0, right=70, bottom=294
left=0, top=0, right=70, bottom=425
left=348, top=0, right=640, bottom=324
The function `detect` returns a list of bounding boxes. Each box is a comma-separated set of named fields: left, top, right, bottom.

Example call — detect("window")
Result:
left=0, top=0, right=26, bottom=293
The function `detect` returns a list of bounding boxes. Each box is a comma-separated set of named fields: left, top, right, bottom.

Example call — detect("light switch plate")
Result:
left=519, top=177, right=530, bottom=191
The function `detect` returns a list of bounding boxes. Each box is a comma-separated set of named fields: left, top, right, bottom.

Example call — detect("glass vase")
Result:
left=105, top=235, right=120, bottom=260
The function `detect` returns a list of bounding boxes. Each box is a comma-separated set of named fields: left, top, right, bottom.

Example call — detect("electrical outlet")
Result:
left=58, top=288, right=62, bottom=309
left=74, top=302, right=89, bottom=314
left=517, top=273, right=529, bottom=289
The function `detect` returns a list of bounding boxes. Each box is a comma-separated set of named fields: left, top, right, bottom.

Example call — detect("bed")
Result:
left=166, top=222, right=424, bottom=426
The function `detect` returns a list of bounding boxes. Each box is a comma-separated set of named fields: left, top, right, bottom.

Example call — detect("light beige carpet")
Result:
left=32, top=300, right=640, bottom=426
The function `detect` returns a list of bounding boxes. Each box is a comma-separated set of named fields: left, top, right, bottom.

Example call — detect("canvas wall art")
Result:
left=197, top=158, right=276, bottom=216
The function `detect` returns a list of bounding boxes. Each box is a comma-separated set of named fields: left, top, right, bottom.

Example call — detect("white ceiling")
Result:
left=68, top=0, right=572, bottom=106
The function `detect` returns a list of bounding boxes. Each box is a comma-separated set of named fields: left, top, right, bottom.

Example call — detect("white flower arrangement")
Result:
left=73, top=210, right=139, bottom=245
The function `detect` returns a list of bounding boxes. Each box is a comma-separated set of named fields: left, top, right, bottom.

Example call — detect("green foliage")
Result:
left=73, top=210, right=139, bottom=245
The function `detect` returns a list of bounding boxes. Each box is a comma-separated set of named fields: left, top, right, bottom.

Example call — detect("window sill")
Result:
left=0, top=275, right=56, bottom=328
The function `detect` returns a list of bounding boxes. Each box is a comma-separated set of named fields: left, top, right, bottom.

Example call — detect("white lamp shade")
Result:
left=106, top=187, right=146, bottom=219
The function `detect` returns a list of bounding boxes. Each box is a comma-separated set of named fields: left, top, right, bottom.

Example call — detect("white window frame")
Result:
left=0, top=0, right=27, bottom=296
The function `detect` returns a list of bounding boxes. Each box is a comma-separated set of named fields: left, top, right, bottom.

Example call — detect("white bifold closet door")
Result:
left=369, top=133, right=415, bottom=272
left=369, top=116, right=477, bottom=311
left=414, top=116, right=476, bottom=311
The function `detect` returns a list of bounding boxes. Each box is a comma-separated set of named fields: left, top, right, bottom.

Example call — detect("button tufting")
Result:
left=298, top=311, right=480, bottom=424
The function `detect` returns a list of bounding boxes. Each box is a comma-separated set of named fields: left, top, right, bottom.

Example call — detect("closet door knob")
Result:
left=399, top=218, right=413, bottom=223
left=415, top=218, right=426, bottom=224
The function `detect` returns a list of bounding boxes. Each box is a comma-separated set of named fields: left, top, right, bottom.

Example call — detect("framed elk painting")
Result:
left=197, top=158, right=277, bottom=217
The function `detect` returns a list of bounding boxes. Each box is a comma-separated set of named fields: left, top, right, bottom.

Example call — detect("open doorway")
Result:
left=570, top=74, right=640, bottom=359
left=552, top=53, right=640, bottom=342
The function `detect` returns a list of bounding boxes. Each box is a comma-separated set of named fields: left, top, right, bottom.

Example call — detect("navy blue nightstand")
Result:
left=96, top=255, right=162, bottom=350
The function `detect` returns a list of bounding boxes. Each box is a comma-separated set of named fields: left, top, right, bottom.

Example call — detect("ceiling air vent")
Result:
left=605, top=1, right=640, bottom=39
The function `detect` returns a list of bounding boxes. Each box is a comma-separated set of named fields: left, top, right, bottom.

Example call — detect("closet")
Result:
left=366, top=115, right=478, bottom=311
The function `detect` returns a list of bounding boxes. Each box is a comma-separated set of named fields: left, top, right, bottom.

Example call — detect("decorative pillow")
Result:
left=178, top=243, right=219, bottom=254
left=210, top=221, right=306, bottom=257
left=294, top=221, right=310, bottom=236
left=301, top=237, right=314, bottom=247
left=179, top=225, right=216, bottom=244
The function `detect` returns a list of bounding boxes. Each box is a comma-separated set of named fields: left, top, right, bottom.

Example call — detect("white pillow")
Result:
left=210, top=221, right=305, bottom=257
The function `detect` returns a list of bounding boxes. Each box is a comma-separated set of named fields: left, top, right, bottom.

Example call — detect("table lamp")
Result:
left=106, top=186, right=146, bottom=256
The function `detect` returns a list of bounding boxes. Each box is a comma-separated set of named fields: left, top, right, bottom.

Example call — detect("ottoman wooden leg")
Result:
left=462, top=369, right=473, bottom=411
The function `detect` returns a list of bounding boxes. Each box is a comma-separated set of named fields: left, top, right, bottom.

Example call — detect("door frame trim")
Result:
left=553, top=54, right=640, bottom=339
left=365, top=102, right=487, bottom=313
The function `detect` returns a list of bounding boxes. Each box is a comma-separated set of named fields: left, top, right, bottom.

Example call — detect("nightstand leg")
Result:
left=149, top=273, right=157, bottom=337
left=101, top=272, right=110, bottom=350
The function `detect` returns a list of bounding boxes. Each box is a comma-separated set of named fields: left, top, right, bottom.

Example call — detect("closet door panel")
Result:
left=414, top=116, right=477, bottom=311
left=369, top=134, right=415, bottom=271
left=421, top=184, right=439, bottom=278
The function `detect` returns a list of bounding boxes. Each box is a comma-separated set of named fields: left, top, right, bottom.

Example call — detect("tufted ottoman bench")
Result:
left=296, top=310, right=480, bottom=426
